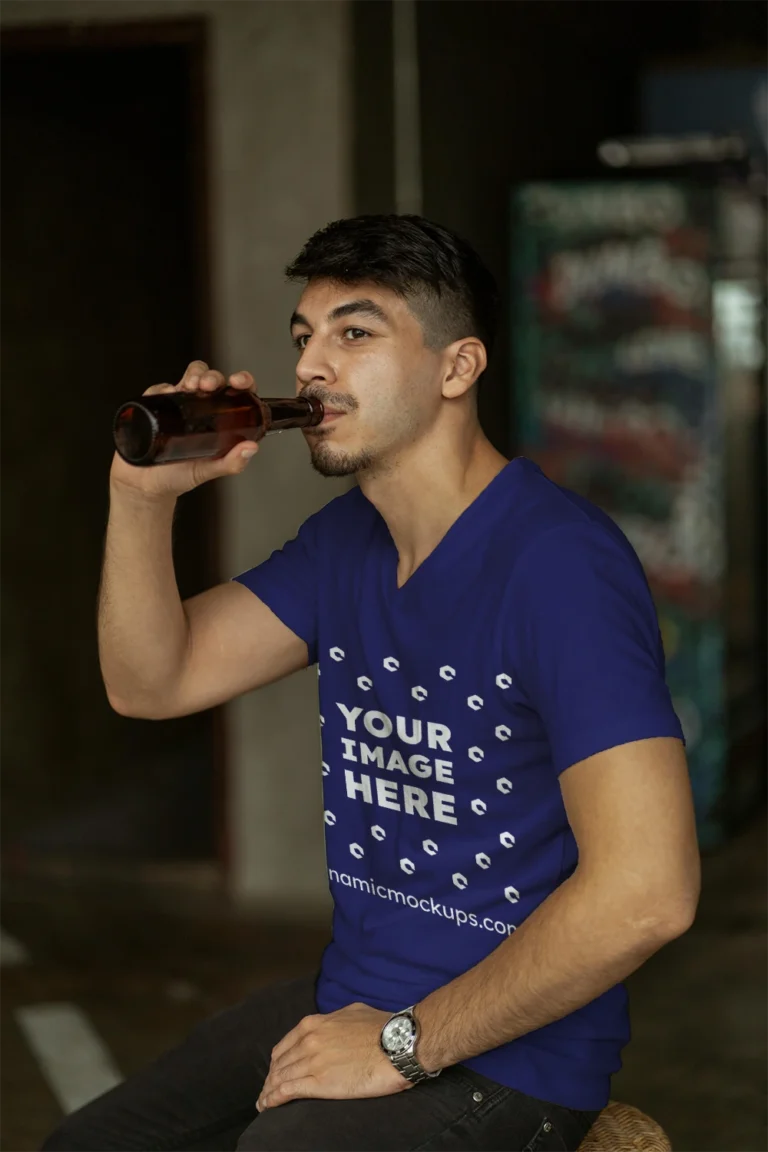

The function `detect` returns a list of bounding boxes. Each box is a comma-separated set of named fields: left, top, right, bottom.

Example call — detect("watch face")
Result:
left=382, top=1014, right=416, bottom=1054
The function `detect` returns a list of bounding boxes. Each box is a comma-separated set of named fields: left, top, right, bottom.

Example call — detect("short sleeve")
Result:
left=232, top=514, right=320, bottom=664
left=505, top=522, right=684, bottom=775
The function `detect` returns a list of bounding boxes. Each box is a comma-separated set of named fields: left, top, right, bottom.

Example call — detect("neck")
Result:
left=357, top=415, right=509, bottom=586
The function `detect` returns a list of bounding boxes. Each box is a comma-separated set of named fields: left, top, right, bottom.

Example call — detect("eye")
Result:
left=293, top=333, right=310, bottom=351
left=343, top=327, right=369, bottom=342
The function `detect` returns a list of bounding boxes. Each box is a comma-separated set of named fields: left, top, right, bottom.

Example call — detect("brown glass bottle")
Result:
left=113, top=389, right=324, bottom=466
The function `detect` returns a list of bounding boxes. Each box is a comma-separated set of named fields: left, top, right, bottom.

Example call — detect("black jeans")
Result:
left=42, top=975, right=599, bottom=1151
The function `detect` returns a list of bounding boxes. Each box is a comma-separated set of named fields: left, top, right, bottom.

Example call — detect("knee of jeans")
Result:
left=41, top=1116, right=105, bottom=1151
left=235, top=1118, right=260, bottom=1152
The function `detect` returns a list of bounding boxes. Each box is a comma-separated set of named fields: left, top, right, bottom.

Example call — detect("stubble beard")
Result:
left=307, top=435, right=376, bottom=478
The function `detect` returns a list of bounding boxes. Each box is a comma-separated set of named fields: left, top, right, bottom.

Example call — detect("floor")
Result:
left=2, top=813, right=766, bottom=1152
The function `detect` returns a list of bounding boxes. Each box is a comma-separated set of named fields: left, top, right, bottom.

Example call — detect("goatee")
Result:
left=308, top=440, right=375, bottom=478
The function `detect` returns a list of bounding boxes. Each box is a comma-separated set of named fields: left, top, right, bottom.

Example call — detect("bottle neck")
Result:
left=265, top=396, right=324, bottom=432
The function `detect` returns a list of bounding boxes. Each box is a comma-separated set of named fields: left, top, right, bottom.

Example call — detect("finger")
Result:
left=188, top=440, right=259, bottom=488
left=269, top=1034, right=301, bottom=1067
left=197, top=369, right=226, bottom=391
left=270, top=1016, right=318, bottom=1063
left=142, top=383, right=177, bottom=396
left=228, top=370, right=256, bottom=391
left=271, top=1031, right=322, bottom=1077
left=264, top=1047, right=309, bottom=1087
left=264, top=1050, right=313, bottom=1094
left=258, top=1073, right=317, bottom=1112
left=179, top=360, right=209, bottom=389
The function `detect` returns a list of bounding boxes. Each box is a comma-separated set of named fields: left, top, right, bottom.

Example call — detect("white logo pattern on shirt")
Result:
left=322, top=648, right=519, bottom=905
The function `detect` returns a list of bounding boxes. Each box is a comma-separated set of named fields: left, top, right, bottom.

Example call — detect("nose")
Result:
left=295, top=339, right=337, bottom=393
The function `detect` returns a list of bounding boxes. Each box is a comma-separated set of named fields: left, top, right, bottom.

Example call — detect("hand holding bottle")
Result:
left=110, top=361, right=262, bottom=500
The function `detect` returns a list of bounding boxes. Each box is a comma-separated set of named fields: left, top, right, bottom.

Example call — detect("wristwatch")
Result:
left=379, top=1006, right=441, bottom=1085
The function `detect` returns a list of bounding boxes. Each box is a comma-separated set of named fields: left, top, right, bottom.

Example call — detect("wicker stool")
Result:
left=578, top=1101, right=672, bottom=1151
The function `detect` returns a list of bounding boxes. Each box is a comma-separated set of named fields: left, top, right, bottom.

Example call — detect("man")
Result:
left=46, top=215, right=700, bottom=1152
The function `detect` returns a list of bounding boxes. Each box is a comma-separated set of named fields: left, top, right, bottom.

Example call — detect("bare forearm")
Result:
left=415, top=871, right=690, bottom=1073
left=97, top=482, right=188, bottom=712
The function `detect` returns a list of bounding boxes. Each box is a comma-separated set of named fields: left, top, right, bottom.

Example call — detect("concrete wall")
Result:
left=2, top=0, right=353, bottom=916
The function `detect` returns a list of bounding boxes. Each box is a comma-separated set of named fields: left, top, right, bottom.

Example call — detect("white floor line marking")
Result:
left=15, top=1003, right=123, bottom=1114
left=1, top=927, right=30, bottom=966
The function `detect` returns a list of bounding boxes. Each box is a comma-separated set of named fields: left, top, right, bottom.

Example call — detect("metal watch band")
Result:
left=390, top=1048, right=441, bottom=1084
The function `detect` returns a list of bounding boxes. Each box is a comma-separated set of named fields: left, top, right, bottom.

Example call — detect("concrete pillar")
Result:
left=209, top=0, right=353, bottom=915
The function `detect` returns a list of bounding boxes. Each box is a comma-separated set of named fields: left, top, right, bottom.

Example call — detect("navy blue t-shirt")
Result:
left=233, top=458, right=684, bottom=1109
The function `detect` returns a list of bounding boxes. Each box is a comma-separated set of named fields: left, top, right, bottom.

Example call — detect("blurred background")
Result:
left=1, top=1, right=765, bottom=1149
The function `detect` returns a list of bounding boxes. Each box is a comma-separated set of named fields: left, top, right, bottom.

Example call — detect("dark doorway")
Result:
left=1, top=21, right=223, bottom=864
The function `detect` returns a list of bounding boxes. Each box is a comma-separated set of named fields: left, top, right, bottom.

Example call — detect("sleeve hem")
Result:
left=553, top=718, right=687, bottom=776
left=232, top=572, right=318, bottom=665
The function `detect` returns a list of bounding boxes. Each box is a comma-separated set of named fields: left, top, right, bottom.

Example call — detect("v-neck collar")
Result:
left=375, top=458, right=526, bottom=600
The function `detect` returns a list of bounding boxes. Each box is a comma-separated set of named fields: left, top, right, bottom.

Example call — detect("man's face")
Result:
left=290, top=279, right=444, bottom=478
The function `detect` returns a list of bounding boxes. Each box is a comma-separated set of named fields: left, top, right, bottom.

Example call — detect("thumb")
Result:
left=190, top=441, right=260, bottom=487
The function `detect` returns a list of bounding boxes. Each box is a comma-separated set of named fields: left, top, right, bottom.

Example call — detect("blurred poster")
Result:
left=511, top=182, right=728, bottom=844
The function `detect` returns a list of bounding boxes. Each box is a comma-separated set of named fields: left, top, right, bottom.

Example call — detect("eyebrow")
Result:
left=289, top=298, right=390, bottom=331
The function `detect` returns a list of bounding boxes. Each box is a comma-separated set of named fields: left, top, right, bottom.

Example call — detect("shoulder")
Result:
left=231, top=483, right=376, bottom=614
left=299, top=483, right=379, bottom=549
left=500, top=458, right=646, bottom=584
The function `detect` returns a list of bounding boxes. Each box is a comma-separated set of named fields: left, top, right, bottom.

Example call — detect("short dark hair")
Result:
left=285, top=214, right=499, bottom=361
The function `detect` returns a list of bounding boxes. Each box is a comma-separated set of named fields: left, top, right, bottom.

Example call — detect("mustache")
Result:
left=300, top=388, right=357, bottom=414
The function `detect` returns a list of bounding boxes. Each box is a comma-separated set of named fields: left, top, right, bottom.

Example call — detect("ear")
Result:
left=442, top=338, right=487, bottom=399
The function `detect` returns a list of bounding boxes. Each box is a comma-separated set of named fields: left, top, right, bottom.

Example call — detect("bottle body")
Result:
left=113, top=389, right=324, bottom=466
